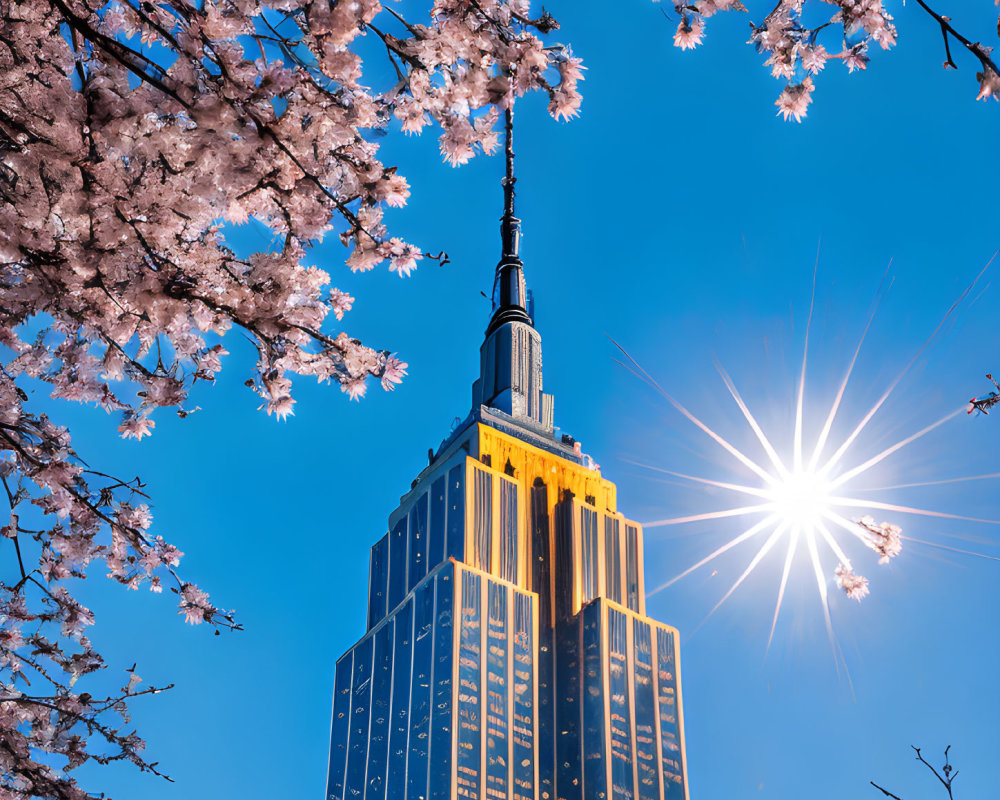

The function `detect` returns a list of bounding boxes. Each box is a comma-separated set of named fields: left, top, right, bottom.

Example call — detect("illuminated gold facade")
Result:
left=326, top=166, right=689, bottom=800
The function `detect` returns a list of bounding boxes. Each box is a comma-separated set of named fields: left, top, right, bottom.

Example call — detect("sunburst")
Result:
left=614, top=261, right=1000, bottom=653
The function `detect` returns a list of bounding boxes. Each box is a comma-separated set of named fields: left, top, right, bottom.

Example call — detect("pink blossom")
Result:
left=342, top=377, right=368, bottom=401
left=381, top=355, right=408, bottom=391
left=179, top=584, right=212, bottom=625
left=329, top=289, right=355, bottom=321
left=835, top=562, right=870, bottom=601
left=800, top=45, right=829, bottom=74
left=118, top=413, right=156, bottom=440
left=775, top=78, right=814, bottom=122
left=674, top=17, right=705, bottom=51
left=977, top=68, right=1000, bottom=101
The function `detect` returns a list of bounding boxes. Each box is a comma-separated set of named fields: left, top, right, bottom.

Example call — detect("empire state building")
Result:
left=325, top=117, right=690, bottom=800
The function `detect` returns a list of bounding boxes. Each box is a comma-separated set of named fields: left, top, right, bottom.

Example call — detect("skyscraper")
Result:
left=325, top=115, right=689, bottom=800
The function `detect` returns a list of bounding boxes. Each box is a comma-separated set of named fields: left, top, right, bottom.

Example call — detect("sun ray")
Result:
left=854, top=472, right=1000, bottom=492
left=767, top=529, right=800, bottom=652
left=648, top=515, right=779, bottom=596
left=807, top=269, right=886, bottom=472
left=714, top=362, right=788, bottom=479
left=644, top=503, right=776, bottom=528
left=823, top=510, right=882, bottom=549
left=817, top=264, right=990, bottom=476
left=804, top=531, right=840, bottom=667
left=626, top=261, right=998, bottom=655
left=828, top=497, right=1000, bottom=526
left=815, top=520, right=852, bottom=566
left=694, top=522, right=788, bottom=633
left=794, top=258, right=818, bottom=472
left=620, top=459, right=769, bottom=499
left=900, top=536, right=1000, bottom=562
left=826, top=408, right=964, bottom=488
left=611, top=338, right=779, bottom=487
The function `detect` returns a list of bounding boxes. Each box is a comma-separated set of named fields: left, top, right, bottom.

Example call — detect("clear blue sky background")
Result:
left=58, top=2, right=999, bottom=798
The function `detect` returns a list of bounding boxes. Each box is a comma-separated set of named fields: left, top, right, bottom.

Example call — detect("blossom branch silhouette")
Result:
left=0, top=1, right=583, bottom=795
left=871, top=745, right=960, bottom=799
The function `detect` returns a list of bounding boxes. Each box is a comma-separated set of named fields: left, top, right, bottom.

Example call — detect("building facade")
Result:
left=325, top=162, right=689, bottom=800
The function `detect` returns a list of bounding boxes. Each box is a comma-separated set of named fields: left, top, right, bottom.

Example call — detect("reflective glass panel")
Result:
left=499, top=479, right=518, bottom=584
left=429, top=476, right=446, bottom=570
left=367, top=622, right=394, bottom=800
left=581, top=507, right=600, bottom=603
left=346, top=636, right=373, bottom=796
left=473, top=467, right=493, bottom=572
left=369, top=534, right=389, bottom=629
left=446, top=465, right=465, bottom=561
left=625, top=525, right=641, bottom=613
left=554, top=617, right=581, bottom=800
left=632, top=620, right=659, bottom=800
left=409, top=493, right=429, bottom=592
left=327, top=652, right=353, bottom=800
left=605, top=517, right=622, bottom=605
left=456, top=571, right=482, bottom=800
left=485, top=582, right=509, bottom=799
left=388, top=517, right=408, bottom=612
left=429, top=566, right=454, bottom=800
left=581, top=603, right=608, bottom=800
left=511, top=591, right=535, bottom=800
left=387, top=601, right=413, bottom=800
left=655, top=628, right=685, bottom=799
left=608, top=609, right=634, bottom=800
left=408, top=581, right=434, bottom=800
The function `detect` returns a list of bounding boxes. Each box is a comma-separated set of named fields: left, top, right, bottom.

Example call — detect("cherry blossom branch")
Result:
left=913, top=0, right=1000, bottom=76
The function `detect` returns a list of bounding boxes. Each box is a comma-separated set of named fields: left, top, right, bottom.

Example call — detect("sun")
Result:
left=612, top=263, right=1000, bottom=653
left=767, top=468, right=832, bottom=531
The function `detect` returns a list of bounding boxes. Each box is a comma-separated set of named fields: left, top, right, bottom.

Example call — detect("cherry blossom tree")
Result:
left=0, top=0, right=582, bottom=795
left=660, top=1, right=1000, bottom=120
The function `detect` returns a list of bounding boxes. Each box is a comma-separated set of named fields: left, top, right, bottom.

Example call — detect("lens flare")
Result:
left=614, top=259, right=999, bottom=658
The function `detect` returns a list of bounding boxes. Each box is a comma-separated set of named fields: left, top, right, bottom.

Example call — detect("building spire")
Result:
left=487, top=104, right=532, bottom=336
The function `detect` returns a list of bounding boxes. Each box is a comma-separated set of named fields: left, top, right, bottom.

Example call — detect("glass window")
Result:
left=408, top=581, right=434, bottom=800
left=625, top=525, right=641, bottom=613
left=446, top=465, right=465, bottom=561
left=429, top=566, right=455, bottom=800
left=499, top=479, right=518, bottom=584
left=369, top=534, right=389, bottom=629
left=555, top=616, right=582, bottom=800
left=346, top=636, right=373, bottom=796
left=530, top=481, right=550, bottom=630
left=408, top=492, right=429, bottom=592
left=655, top=627, right=685, bottom=799
left=554, top=501, right=575, bottom=622
left=327, top=652, right=354, bottom=800
left=581, top=603, right=607, bottom=800
left=457, top=571, right=482, bottom=800
left=429, top=475, right=446, bottom=570
left=581, top=507, right=600, bottom=603
left=473, top=467, right=493, bottom=573
left=511, top=591, right=535, bottom=800
left=367, top=622, right=394, bottom=800
left=485, top=582, right=509, bottom=799
left=605, top=517, right=622, bottom=605
left=388, top=517, right=408, bottom=612
left=387, top=600, right=413, bottom=800
left=608, top=609, right=634, bottom=800
left=632, top=620, right=658, bottom=800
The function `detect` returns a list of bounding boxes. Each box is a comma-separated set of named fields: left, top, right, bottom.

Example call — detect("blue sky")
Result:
left=63, top=2, right=999, bottom=798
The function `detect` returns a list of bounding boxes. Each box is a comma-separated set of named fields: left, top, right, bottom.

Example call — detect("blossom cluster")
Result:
left=661, top=1, right=1000, bottom=120
left=0, top=0, right=579, bottom=794
left=857, top=515, right=903, bottom=564
left=832, top=516, right=902, bottom=601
